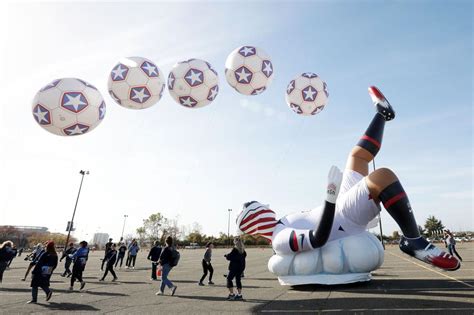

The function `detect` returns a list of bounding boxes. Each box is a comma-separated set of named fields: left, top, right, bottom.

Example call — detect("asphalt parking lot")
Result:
left=0, top=244, right=473, bottom=314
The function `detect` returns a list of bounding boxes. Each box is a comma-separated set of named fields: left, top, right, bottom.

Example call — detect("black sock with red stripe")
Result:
left=378, top=181, right=420, bottom=238
left=357, top=113, right=385, bottom=157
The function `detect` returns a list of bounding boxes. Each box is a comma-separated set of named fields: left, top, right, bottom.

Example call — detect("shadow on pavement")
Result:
left=253, top=297, right=474, bottom=313
left=254, top=278, right=474, bottom=313
left=175, top=294, right=267, bottom=304
left=36, top=302, right=100, bottom=311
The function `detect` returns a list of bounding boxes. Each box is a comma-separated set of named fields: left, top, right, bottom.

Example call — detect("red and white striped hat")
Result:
left=236, top=201, right=277, bottom=240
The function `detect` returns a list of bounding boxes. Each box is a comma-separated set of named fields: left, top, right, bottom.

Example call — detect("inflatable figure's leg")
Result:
left=346, top=86, right=394, bottom=176
left=366, top=168, right=460, bottom=271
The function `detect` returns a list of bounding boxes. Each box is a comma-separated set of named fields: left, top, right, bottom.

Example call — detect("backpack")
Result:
left=170, top=248, right=180, bottom=267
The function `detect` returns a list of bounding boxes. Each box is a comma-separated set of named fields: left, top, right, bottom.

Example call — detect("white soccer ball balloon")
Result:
left=167, top=58, right=219, bottom=109
left=225, top=45, right=274, bottom=95
left=285, top=73, right=329, bottom=116
left=32, top=78, right=106, bottom=136
left=108, top=56, right=165, bottom=110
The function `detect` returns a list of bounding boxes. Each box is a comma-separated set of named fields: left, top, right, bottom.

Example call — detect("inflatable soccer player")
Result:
left=236, top=87, right=460, bottom=285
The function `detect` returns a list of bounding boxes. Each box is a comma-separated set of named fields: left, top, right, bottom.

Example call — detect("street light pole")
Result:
left=120, top=214, right=128, bottom=241
left=65, top=170, right=89, bottom=248
left=227, top=208, right=232, bottom=247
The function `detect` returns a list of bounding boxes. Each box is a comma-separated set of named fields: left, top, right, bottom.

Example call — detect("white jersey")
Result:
left=271, top=170, right=381, bottom=255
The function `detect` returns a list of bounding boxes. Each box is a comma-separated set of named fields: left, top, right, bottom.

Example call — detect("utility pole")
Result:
left=65, top=170, right=89, bottom=248
left=227, top=209, right=232, bottom=247
left=120, top=214, right=128, bottom=241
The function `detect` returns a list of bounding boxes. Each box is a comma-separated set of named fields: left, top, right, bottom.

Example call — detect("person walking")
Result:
left=224, top=238, right=246, bottom=301
left=156, top=236, right=177, bottom=296
left=101, top=238, right=114, bottom=271
left=127, top=240, right=140, bottom=269
left=445, top=230, right=463, bottom=261
left=198, top=242, right=214, bottom=286
left=22, top=242, right=46, bottom=281
left=27, top=241, right=58, bottom=304
left=100, top=244, right=118, bottom=281
left=0, top=241, right=16, bottom=283
left=60, top=242, right=76, bottom=277
left=147, top=241, right=162, bottom=281
left=115, top=243, right=127, bottom=268
left=70, top=241, right=89, bottom=291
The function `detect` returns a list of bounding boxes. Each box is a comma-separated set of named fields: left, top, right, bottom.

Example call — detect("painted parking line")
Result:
left=387, top=251, right=474, bottom=288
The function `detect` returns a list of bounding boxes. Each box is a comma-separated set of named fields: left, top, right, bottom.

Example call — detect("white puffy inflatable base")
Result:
left=268, top=231, right=384, bottom=285
left=278, top=272, right=372, bottom=286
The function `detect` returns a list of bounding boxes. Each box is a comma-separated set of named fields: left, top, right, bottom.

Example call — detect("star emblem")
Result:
left=207, top=85, right=219, bottom=101
left=40, top=79, right=61, bottom=92
left=63, top=123, right=89, bottom=136
left=234, top=66, right=252, bottom=84
left=168, top=73, right=175, bottom=90
left=322, top=82, right=329, bottom=98
left=111, top=64, right=129, bottom=81
left=302, top=86, right=318, bottom=101
left=403, top=240, right=409, bottom=246
left=302, top=72, right=318, bottom=78
left=290, top=103, right=303, bottom=114
left=98, top=101, right=106, bottom=120
left=287, top=80, right=295, bottom=94
left=129, top=87, right=151, bottom=104
left=238, top=46, right=256, bottom=57
left=311, top=105, right=324, bottom=115
left=77, top=79, right=97, bottom=90
left=251, top=87, right=266, bottom=95
left=185, top=69, right=204, bottom=87
left=61, top=92, right=88, bottom=113
left=141, top=61, right=158, bottom=77
left=179, top=96, right=198, bottom=107
left=262, top=60, right=273, bottom=78
left=32, top=104, right=51, bottom=125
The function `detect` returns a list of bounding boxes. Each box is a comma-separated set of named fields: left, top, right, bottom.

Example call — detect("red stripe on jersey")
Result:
left=292, top=231, right=299, bottom=251
left=244, top=222, right=278, bottom=235
left=241, top=209, right=275, bottom=225
left=361, top=135, right=381, bottom=148
left=241, top=217, right=277, bottom=231
left=383, top=192, right=407, bottom=208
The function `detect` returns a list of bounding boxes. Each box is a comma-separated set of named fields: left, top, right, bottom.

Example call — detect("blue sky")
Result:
left=0, top=1, right=472, bottom=241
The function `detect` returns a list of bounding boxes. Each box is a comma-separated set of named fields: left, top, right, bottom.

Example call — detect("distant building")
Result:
left=92, top=233, right=110, bottom=247
left=0, top=225, right=49, bottom=247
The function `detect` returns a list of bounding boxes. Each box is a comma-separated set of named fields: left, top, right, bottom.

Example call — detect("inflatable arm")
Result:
left=272, top=166, right=343, bottom=254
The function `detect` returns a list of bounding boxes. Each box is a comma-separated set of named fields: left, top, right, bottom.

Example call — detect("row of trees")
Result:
left=0, top=226, right=75, bottom=249
left=135, top=212, right=269, bottom=247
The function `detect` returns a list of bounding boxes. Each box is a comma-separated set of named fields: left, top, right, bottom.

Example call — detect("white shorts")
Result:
left=336, top=169, right=381, bottom=227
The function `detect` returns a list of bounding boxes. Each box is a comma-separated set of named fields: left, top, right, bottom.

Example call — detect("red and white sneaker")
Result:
left=399, top=236, right=460, bottom=271
left=368, top=86, right=395, bottom=121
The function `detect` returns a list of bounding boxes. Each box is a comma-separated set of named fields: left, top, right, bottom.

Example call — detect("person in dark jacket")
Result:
left=69, top=241, right=89, bottom=291
left=101, top=238, right=113, bottom=271
left=224, top=237, right=246, bottom=301
left=156, top=236, right=177, bottom=296
left=27, top=241, right=58, bottom=304
left=100, top=244, right=118, bottom=281
left=60, top=243, right=76, bottom=277
left=115, top=243, right=127, bottom=268
left=0, top=241, right=15, bottom=283
left=147, top=241, right=162, bottom=281
left=198, top=242, right=214, bottom=286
